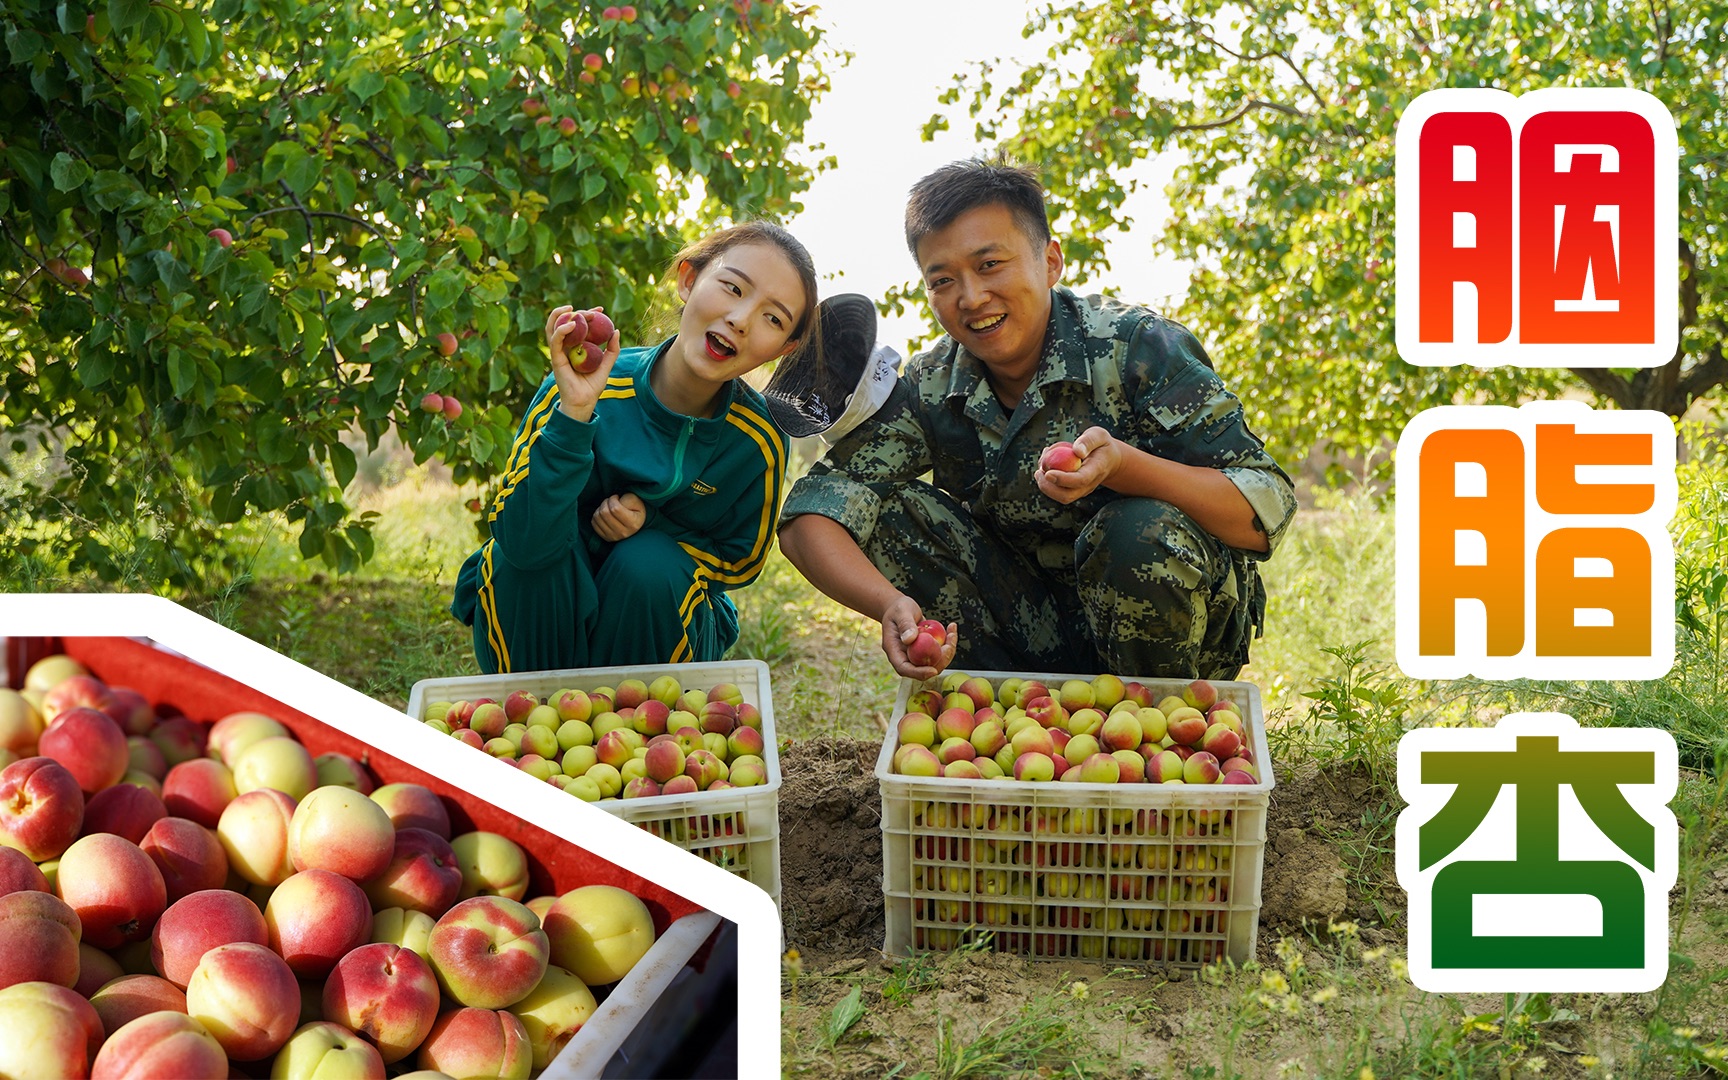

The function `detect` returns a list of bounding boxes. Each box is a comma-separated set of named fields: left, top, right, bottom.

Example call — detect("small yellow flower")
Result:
left=1523, top=1057, right=1546, bottom=1073
left=1359, top=1068, right=1376, bottom=1080
left=1262, top=971, right=1291, bottom=994
left=1069, top=980, right=1090, bottom=1000
left=1362, top=946, right=1387, bottom=962
left=1309, top=985, right=1339, bottom=1004
left=1389, top=957, right=1409, bottom=981
left=1674, top=1026, right=1700, bottom=1040
left=1578, top=1056, right=1600, bottom=1068
left=781, top=948, right=803, bottom=977
left=1328, top=919, right=1360, bottom=938
left=1277, top=1059, right=1307, bottom=1076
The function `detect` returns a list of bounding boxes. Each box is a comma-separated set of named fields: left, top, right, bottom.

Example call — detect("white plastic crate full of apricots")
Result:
left=876, top=669, right=1274, bottom=967
left=408, top=661, right=781, bottom=906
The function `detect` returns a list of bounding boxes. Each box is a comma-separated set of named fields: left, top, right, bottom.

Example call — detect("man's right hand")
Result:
left=881, top=595, right=957, bottom=682
left=546, top=305, right=621, bottom=422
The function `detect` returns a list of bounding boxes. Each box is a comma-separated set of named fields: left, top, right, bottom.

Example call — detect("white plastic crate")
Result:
left=408, top=661, right=781, bottom=906
left=875, top=671, right=1274, bottom=966
left=548, top=909, right=722, bottom=1079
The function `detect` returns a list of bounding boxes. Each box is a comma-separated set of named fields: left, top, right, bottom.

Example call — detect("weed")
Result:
left=880, top=952, right=941, bottom=1006
left=1673, top=750, right=1728, bottom=945
left=1277, top=642, right=1412, bottom=791
left=273, top=590, right=316, bottom=658
left=823, top=984, right=866, bottom=1049
left=1308, top=798, right=1402, bottom=927
left=930, top=992, right=1108, bottom=1079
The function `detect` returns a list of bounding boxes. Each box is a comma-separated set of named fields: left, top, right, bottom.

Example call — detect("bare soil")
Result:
left=778, top=737, right=886, bottom=961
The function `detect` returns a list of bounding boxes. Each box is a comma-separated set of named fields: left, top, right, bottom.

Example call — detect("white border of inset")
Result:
left=0, top=593, right=779, bottom=1077
left=1394, top=87, right=1678, bottom=367
left=1396, top=712, right=1678, bottom=992
left=1394, top=400, right=1676, bottom=681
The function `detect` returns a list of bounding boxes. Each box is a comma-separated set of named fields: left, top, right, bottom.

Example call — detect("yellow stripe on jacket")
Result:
left=490, top=391, right=562, bottom=523
left=491, top=376, right=631, bottom=519
left=477, top=539, right=511, bottom=673
left=668, top=566, right=711, bottom=663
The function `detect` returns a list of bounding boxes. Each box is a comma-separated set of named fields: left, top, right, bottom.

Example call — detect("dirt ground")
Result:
left=774, top=738, right=1728, bottom=1079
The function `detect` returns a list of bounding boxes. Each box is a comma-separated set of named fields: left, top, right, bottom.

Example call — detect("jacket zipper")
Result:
left=644, top=416, right=696, bottom=501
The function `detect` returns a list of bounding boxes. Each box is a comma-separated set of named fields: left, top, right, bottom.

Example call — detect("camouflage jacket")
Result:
left=779, top=286, right=1297, bottom=581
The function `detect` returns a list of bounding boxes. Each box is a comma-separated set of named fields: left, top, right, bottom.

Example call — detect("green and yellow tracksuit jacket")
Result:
left=451, top=338, right=789, bottom=674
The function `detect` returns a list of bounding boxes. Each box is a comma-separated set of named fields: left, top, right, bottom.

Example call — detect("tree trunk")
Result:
left=1566, top=240, right=1726, bottom=417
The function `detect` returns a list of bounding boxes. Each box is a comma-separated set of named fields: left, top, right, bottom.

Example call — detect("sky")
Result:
left=777, top=0, right=1194, bottom=361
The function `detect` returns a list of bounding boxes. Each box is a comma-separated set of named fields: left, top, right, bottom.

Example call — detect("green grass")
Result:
left=927, top=996, right=1111, bottom=1080
left=1248, top=486, right=1399, bottom=716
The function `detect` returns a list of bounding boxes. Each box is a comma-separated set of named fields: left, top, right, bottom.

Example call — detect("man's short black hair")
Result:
left=904, top=155, right=1052, bottom=262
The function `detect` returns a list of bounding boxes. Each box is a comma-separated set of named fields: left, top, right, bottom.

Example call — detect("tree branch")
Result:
left=1169, top=98, right=1302, bottom=134
left=242, top=206, right=399, bottom=259
left=275, top=180, right=345, bottom=387
left=1567, top=366, right=1636, bottom=409
left=1676, top=341, right=1728, bottom=404
left=1182, top=9, right=1329, bottom=110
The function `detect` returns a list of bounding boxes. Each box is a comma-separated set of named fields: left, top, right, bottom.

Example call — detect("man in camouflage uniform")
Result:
left=776, top=158, right=1297, bottom=681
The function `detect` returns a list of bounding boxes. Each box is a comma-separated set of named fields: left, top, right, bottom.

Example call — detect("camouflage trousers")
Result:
left=861, top=482, right=1257, bottom=680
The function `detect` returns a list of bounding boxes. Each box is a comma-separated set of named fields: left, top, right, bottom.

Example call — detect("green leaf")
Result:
left=5, top=145, right=45, bottom=189
left=88, top=170, right=142, bottom=211
left=152, top=251, right=191, bottom=294
left=298, top=523, right=322, bottom=558
left=200, top=241, right=229, bottom=276
left=824, top=985, right=865, bottom=1048
left=350, top=70, right=385, bottom=102
left=581, top=172, right=606, bottom=201
left=41, top=297, right=93, bottom=336
left=239, top=284, right=269, bottom=318
left=168, top=350, right=197, bottom=397
left=6, top=27, right=43, bottom=64
left=345, top=522, right=375, bottom=563
left=330, top=440, right=357, bottom=488
left=417, top=113, right=449, bottom=154
left=332, top=166, right=357, bottom=210
left=78, top=350, right=117, bottom=388
left=50, top=153, right=93, bottom=192
left=107, top=0, right=149, bottom=31
left=425, top=268, right=464, bottom=312
left=262, top=141, right=318, bottom=195
left=208, top=484, right=236, bottom=523
left=181, top=9, right=210, bottom=64
left=302, top=317, right=327, bottom=362
left=467, top=425, right=495, bottom=463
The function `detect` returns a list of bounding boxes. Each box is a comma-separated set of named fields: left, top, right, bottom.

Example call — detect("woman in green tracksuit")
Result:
left=451, top=222, right=818, bottom=674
